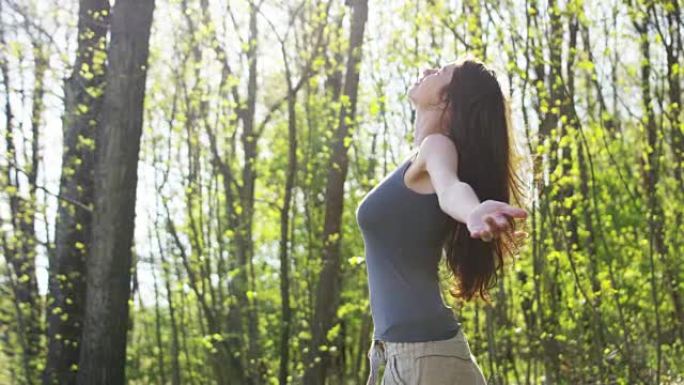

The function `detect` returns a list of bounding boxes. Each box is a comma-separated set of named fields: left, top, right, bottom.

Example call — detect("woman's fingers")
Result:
left=473, top=215, right=527, bottom=243
left=502, top=205, right=528, bottom=219
left=494, top=214, right=510, bottom=231
left=485, top=214, right=509, bottom=233
left=471, top=206, right=528, bottom=242
left=470, top=226, right=493, bottom=241
left=471, top=228, right=488, bottom=238
left=484, top=215, right=497, bottom=231
left=480, top=218, right=495, bottom=242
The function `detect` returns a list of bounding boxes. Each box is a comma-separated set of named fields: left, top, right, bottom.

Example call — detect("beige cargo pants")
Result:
left=366, top=328, right=487, bottom=385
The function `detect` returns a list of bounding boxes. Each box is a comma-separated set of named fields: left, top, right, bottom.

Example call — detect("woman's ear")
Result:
left=438, top=85, right=450, bottom=103
left=439, top=100, right=453, bottom=131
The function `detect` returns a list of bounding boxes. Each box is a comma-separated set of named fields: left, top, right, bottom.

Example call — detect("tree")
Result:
left=303, top=0, right=368, bottom=383
left=43, top=2, right=109, bottom=384
left=75, top=0, right=155, bottom=383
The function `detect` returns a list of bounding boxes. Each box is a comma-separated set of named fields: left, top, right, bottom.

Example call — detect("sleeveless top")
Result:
left=355, top=151, right=461, bottom=342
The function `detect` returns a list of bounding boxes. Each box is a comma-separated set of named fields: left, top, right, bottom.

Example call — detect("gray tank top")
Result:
left=355, top=151, right=461, bottom=342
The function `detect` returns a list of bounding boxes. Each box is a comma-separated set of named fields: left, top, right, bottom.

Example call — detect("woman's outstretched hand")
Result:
left=466, top=200, right=528, bottom=242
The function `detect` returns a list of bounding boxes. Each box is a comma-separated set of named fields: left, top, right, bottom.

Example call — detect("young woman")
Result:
left=355, top=56, right=529, bottom=385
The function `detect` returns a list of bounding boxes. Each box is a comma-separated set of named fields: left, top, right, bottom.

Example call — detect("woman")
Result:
left=355, top=56, right=529, bottom=385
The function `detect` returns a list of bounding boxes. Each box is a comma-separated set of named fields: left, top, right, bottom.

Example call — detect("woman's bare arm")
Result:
left=413, top=133, right=527, bottom=240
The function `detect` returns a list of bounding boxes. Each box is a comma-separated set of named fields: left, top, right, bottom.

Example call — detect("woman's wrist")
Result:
left=440, top=181, right=482, bottom=223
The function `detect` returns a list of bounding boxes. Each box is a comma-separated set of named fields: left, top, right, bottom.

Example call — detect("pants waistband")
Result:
left=366, top=329, right=465, bottom=385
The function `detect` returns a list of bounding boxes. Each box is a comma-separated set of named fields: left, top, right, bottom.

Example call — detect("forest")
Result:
left=0, top=0, right=682, bottom=384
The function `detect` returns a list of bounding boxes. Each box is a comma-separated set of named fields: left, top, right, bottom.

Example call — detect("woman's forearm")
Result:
left=438, top=180, right=482, bottom=224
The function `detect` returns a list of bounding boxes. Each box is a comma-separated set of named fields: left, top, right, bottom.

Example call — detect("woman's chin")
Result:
left=407, top=92, right=423, bottom=108
left=407, top=86, right=417, bottom=102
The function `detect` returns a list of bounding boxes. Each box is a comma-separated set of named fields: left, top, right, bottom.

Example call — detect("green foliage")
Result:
left=2, top=0, right=684, bottom=384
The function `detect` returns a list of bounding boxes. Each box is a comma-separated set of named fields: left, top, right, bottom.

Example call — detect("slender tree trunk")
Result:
left=150, top=250, right=167, bottom=385
left=303, top=1, right=368, bottom=383
left=43, top=1, right=110, bottom=384
left=76, top=1, right=155, bottom=383
left=239, top=3, right=266, bottom=382
left=632, top=7, right=663, bottom=384
left=277, top=53, right=297, bottom=385
left=154, top=223, right=181, bottom=385
left=657, top=1, right=684, bottom=340
left=0, top=3, right=43, bottom=382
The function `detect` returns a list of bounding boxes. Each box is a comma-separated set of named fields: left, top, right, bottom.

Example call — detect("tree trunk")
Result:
left=303, top=1, right=368, bottom=384
left=76, top=1, right=155, bottom=383
left=632, top=8, right=663, bottom=384
left=0, top=3, right=45, bottom=382
left=43, top=1, right=110, bottom=384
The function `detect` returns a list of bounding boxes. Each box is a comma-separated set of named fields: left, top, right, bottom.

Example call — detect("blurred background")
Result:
left=0, top=0, right=682, bottom=384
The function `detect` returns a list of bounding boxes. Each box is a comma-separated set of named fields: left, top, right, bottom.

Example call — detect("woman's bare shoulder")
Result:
left=414, top=133, right=458, bottom=172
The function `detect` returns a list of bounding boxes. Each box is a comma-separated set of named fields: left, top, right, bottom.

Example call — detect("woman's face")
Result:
left=408, top=62, right=457, bottom=108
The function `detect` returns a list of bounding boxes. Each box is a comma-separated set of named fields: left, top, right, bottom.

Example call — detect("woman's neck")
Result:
left=413, top=106, right=448, bottom=147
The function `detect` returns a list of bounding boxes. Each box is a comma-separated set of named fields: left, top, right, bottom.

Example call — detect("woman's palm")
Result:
left=467, top=200, right=528, bottom=242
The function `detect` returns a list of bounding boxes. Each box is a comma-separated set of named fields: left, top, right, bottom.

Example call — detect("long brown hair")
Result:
left=438, top=56, right=528, bottom=303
